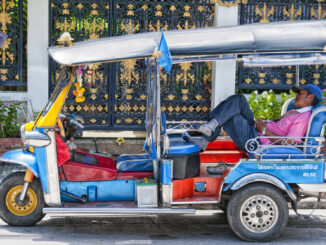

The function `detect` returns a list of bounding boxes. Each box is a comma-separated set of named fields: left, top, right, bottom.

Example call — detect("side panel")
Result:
left=225, top=160, right=325, bottom=185
left=34, top=146, right=48, bottom=191
left=45, top=131, right=61, bottom=206
left=60, top=179, right=136, bottom=202
left=34, top=129, right=61, bottom=206
left=0, top=149, right=39, bottom=177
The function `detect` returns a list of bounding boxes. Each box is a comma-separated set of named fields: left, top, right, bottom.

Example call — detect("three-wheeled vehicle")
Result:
left=1, top=20, right=326, bottom=242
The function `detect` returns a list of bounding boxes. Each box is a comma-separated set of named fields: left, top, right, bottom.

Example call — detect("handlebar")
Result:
left=70, top=119, right=84, bottom=129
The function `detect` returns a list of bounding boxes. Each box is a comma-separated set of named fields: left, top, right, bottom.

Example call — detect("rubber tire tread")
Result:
left=227, top=183, right=288, bottom=242
left=0, top=172, right=45, bottom=226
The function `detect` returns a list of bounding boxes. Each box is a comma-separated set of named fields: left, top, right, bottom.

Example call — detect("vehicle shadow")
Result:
left=1, top=211, right=326, bottom=244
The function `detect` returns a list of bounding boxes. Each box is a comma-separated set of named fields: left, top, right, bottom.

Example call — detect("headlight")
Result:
left=20, top=124, right=26, bottom=144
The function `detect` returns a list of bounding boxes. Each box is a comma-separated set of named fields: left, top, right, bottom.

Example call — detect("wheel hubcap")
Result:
left=6, top=185, right=37, bottom=216
left=240, top=195, right=278, bottom=233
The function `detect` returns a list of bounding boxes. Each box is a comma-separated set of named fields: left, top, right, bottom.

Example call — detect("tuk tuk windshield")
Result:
left=42, top=68, right=72, bottom=117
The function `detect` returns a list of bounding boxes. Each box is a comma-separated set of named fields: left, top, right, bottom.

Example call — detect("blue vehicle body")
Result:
left=1, top=149, right=39, bottom=177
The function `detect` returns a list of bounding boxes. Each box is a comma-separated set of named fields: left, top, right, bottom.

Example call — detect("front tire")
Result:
left=0, top=172, right=45, bottom=226
left=227, top=183, right=288, bottom=242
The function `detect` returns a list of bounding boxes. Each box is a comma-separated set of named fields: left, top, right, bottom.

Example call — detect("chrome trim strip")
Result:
left=230, top=173, right=297, bottom=202
left=171, top=200, right=218, bottom=205
left=43, top=207, right=196, bottom=215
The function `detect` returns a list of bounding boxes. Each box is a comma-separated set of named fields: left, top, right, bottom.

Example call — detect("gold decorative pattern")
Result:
left=176, top=63, right=195, bottom=86
left=0, top=0, right=13, bottom=33
left=286, top=73, right=293, bottom=84
left=127, top=4, right=134, bottom=16
left=245, top=78, right=252, bottom=84
left=311, top=4, right=326, bottom=20
left=258, top=72, right=266, bottom=84
left=155, top=5, right=162, bottom=17
left=51, top=1, right=213, bottom=128
left=283, top=4, right=301, bottom=21
left=211, top=0, right=248, bottom=7
left=121, top=19, right=140, bottom=34
left=120, top=59, right=139, bottom=86
left=149, top=20, right=168, bottom=32
left=141, top=5, right=148, bottom=11
left=256, top=3, right=274, bottom=23
left=77, top=3, right=83, bottom=9
left=183, top=6, right=191, bottom=17
left=313, top=73, right=320, bottom=84
left=91, top=3, right=98, bottom=15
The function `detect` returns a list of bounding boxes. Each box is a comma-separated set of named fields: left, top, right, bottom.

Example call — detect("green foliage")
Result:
left=322, top=89, right=326, bottom=105
left=0, top=101, right=22, bottom=138
left=248, top=90, right=296, bottom=120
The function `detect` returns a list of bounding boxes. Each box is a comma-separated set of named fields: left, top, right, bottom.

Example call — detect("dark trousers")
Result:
left=204, top=94, right=258, bottom=152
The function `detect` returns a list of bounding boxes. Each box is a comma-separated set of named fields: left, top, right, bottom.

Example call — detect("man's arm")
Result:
left=255, top=120, right=296, bottom=145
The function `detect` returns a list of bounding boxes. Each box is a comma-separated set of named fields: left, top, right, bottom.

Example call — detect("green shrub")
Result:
left=248, top=90, right=296, bottom=120
left=0, top=101, right=22, bottom=137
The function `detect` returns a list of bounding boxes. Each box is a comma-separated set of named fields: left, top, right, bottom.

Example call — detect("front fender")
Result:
left=0, top=149, right=39, bottom=177
left=224, top=173, right=296, bottom=202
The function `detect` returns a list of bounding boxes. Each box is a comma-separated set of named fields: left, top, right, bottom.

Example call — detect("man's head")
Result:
left=292, top=84, right=322, bottom=108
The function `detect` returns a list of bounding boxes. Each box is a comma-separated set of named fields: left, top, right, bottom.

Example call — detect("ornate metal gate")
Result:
left=49, top=0, right=214, bottom=130
left=238, top=0, right=326, bottom=90
left=0, top=0, right=26, bottom=89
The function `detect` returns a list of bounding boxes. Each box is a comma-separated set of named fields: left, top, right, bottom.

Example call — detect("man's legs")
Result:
left=222, top=114, right=258, bottom=152
left=210, top=94, right=255, bottom=126
left=185, top=94, right=257, bottom=151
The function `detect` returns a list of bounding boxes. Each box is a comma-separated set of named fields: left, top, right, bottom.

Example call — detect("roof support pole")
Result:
left=295, top=66, right=300, bottom=86
left=211, top=3, right=238, bottom=108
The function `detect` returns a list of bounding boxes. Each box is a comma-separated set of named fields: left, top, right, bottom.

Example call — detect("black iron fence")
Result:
left=238, top=0, right=326, bottom=90
left=49, top=0, right=214, bottom=130
left=0, top=0, right=26, bottom=89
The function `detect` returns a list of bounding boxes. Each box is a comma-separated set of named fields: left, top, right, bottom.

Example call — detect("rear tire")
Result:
left=227, top=183, right=288, bottom=242
left=0, top=172, right=45, bottom=226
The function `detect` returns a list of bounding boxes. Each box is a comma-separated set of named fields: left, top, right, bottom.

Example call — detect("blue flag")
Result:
left=157, top=32, right=172, bottom=74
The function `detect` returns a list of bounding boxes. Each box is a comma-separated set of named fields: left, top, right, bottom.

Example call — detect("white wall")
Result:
left=211, top=4, right=238, bottom=108
left=27, top=0, right=49, bottom=118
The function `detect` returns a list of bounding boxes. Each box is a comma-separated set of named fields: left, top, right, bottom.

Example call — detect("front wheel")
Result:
left=0, top=172, right=45, bottom=226
left=227, top=183, right=288, bottom=242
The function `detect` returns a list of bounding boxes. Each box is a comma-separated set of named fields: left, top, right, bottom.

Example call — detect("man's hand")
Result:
left=254, top=120, right=296, bottom=145
left=321, top=140, right=326, bottom=155
left=254, top=120, right=266, bottom=133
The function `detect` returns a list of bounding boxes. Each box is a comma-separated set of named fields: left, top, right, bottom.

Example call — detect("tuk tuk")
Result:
left=1, top=20, right=326, bottom=242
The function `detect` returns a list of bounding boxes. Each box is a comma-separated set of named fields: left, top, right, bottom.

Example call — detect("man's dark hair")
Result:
left=307, top=91, right=319, bottom=106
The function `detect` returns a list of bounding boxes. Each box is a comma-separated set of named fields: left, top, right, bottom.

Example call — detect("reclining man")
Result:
left=184, top=84, right=322, bottom=153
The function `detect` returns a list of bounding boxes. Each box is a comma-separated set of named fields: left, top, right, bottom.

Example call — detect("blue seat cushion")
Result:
left=167, top=138, right=200, bottom=155
left=116, top=154, right=153, bottom=171
left=254, top=147, right=305, bottom=159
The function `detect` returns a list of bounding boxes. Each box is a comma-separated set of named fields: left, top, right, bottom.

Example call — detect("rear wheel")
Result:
left=0, top=172, right=45, bottom=226
left=227, top=183, right=288, bottom=242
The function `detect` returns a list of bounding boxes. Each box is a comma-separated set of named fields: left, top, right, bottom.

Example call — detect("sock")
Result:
left=186, top=136, right=209, bottom=151
left=198, top=118, right=218, bottom=137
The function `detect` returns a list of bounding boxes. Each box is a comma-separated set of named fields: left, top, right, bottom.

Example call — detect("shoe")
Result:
left=207, top=162, right=233, bottom=175
left=182, top=132, right=208, bottom=151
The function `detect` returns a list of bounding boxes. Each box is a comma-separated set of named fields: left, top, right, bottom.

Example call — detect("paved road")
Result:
left=1, top=210, right=326, bottom=245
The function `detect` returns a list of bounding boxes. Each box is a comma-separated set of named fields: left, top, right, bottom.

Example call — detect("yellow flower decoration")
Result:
left=73, top=82, right=85, bottom=103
